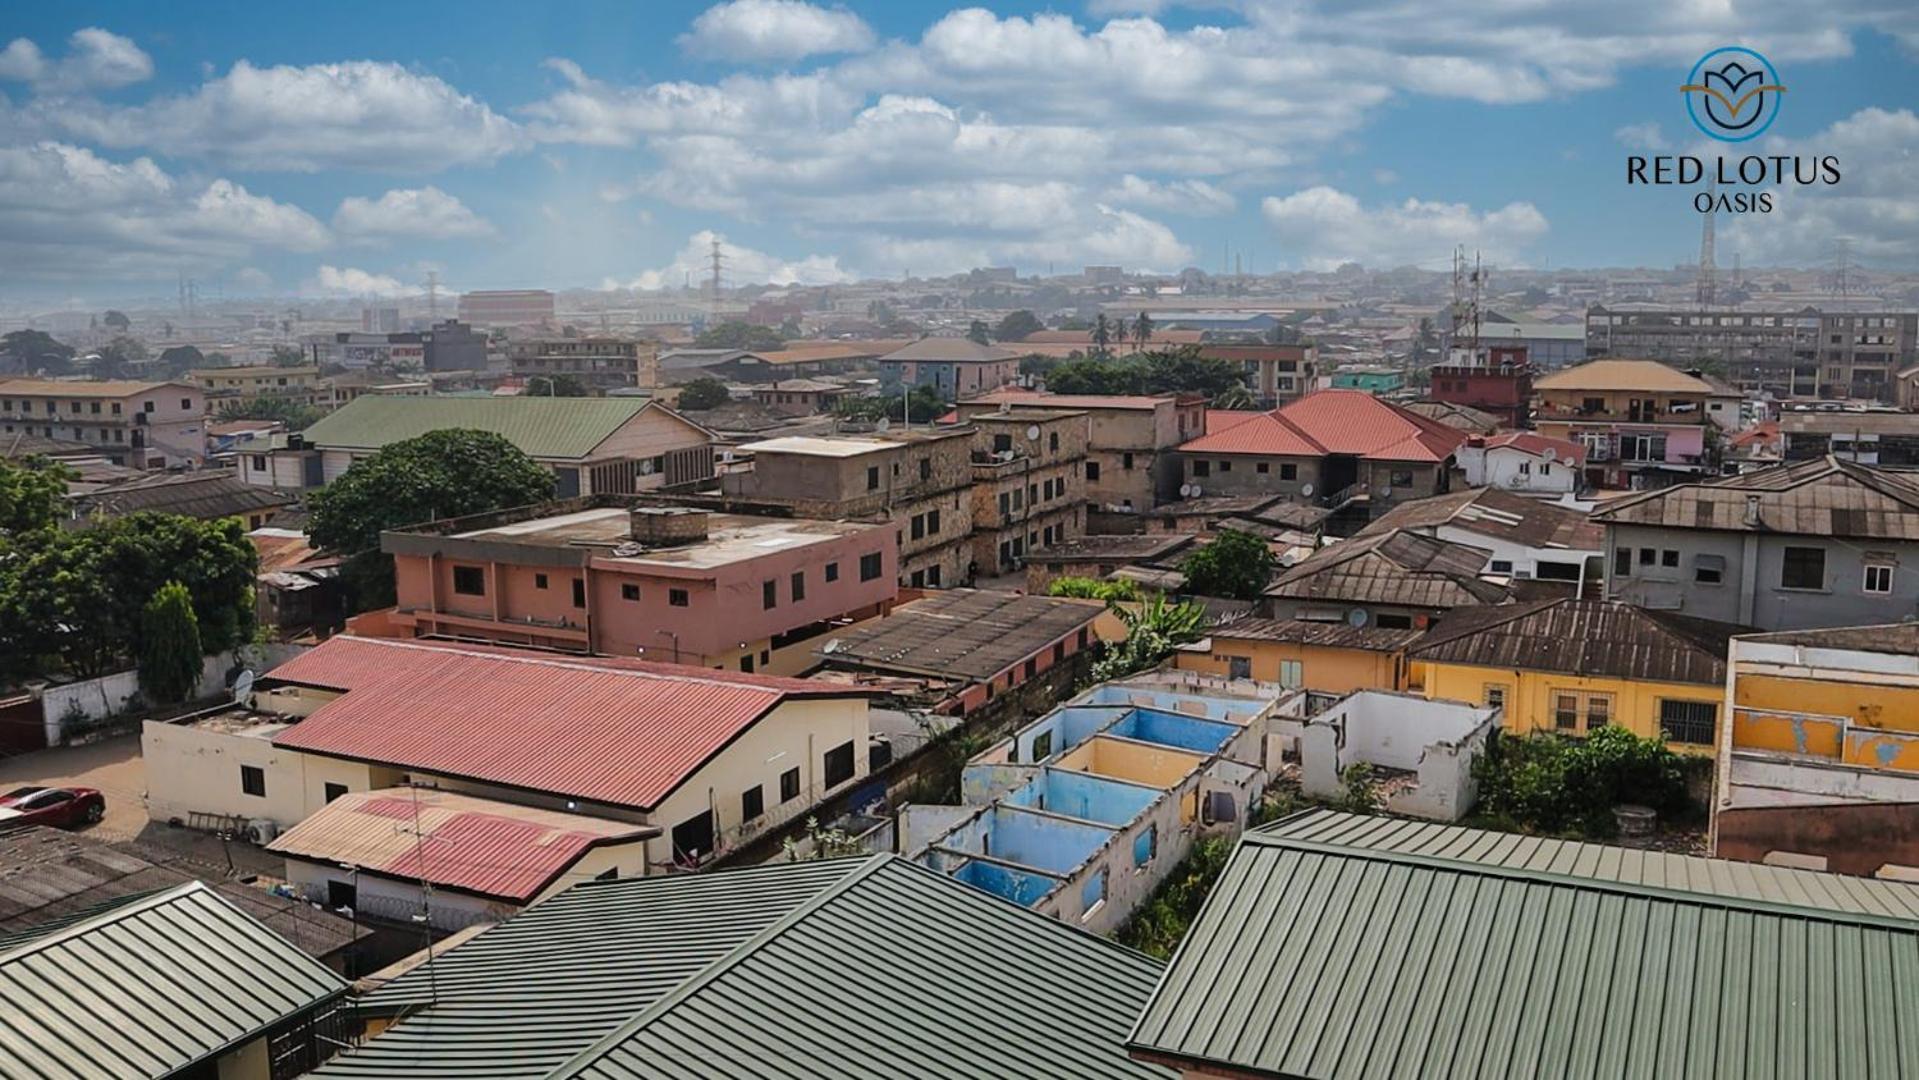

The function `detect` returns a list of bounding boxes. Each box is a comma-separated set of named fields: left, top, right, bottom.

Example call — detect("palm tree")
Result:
left=1091, top=315, right=1113, bottom=360
left=1132, top=312, right=1154, bottom=352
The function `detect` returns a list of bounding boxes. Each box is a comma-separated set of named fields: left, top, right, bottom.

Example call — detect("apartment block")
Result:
left=189, top=364, right=328, bottom=408
left=1586, top=303, right=1919, bottom=400
left=0, top=378, right=206, bottom=468
left=457, top=289, right=555, bottom=328
left=955, top=390, right=1205, bottom=515
left=966, top=408, right=1088, bottom=575
left=1532, top=358, right=1736, bottom=489
left=508, top=336, right=656, bottom=391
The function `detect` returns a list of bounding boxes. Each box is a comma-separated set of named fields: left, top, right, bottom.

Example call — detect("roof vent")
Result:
left=630, top=506, right=709, bottom=546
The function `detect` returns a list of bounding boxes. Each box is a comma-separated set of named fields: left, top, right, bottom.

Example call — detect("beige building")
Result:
left=0, top=378, right=207, bottom=468
left=966, top=409, right=1089, bottom=575
left=190, top=364, right=327, bottom=408
left=955, top=390, right=1207, bottom=515
left=508, top=337, right=657, bottom=392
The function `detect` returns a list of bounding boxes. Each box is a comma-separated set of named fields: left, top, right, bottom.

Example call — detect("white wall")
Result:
left=43, top=643, right=308, bottom=743
left=1297, top=692, right=1495, bottom=821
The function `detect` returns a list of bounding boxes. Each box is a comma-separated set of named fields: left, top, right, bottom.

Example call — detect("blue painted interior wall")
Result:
left=1109, top=709, right=1239, bottom=754
left=1004, top=768, right=1160, bottom=825
left=953, top=860, right=1058, bottom=906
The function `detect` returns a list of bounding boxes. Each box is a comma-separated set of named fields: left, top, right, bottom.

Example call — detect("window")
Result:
left=823, top=740, right=856, bottom=788
left=1693, top=555, right=1724, bottom=585
left=1660, top=700, right=1717, bottom=745
left=572, top=578, right=586, bottom=608
left=1228, top=655, right=1252, bottom=679
left=1030, top=730, right=1054, bottom=761
left=1865, top=563, right=1895, bottom=595
left=1133, top=824, right=1157, bottom=868
left=1489, top=559, right=1513, bottom=574
left=1280, top=463, right=1298, bottom=480
left=1193, top=460, right=1210, bottom=477
left=1586, top=695, right=1610, bottom=731
left=240, top=765, right=266, bottom=798
left=1086, top=460, right=1100, bottom=481
left=866, top=465, right=880, bottom=490
left=928, top=509, right=940, bottom=533
left=998, top=492, right=1010, bottom=516
left=910, top=514, right=925, bottom=540
left=919, top=457, right=931, bottom=480
left=452, top=565, right=485, bottom=596
left=860, top=552, right=882, bottom=581
left=1638, top=548, right=1656, bottom=566
left=1218, top=460, right=1232, bottom=473
left=1080, top=868, right=1107, bottom=920
left=1278, top=659, right=1303, bottom=688
left=181, top=398, right=192, bottom=410
left=323, top=782, right=348, bottom=803
left=779, top=766, right=801, bottom=803
left=1614, top=547, right=1632, bottom=576
left=1519, top=461, right=1531, bottom=475
left=1023, top=657, right=1037, bottom=680
left=621, top=583, right=640, bottom=601
left=1484, top=685, right=1507, bottom=710
left=1554, top=693, right=1580, bottom=731
left=740, top=653, right=755, bottom=673
left=1661, top=550, right=1679, bottom=568
left=1257, top=462, right=1270, bottom=474
left=1781, top=546, right=1826, bottom=590
left=742, top=785, right=765, bottom=821
left=1122, top=452, right=1135, bottom=470
left=927, top=565, right=941, bottom=586
left=534, top=573, right=549, bottom=589
left=763, top=580, right=777, bottom=609
left=250, top=454, right=266, bottom=470
left=1390, top=469, right=1413, bottom=487
left=1374, top=614, right=1413, bottom=630
left=1049, top=432, right=1059, bottom=451
left=669, top=588, right=689, bottom=607
left=825, top=562, right=839, bottom=582
left=791, top=571, right=806, bottom=601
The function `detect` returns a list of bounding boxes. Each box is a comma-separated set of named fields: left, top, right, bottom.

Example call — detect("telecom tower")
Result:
left=1448, top=247, right=1484, bottom=365
left=707, top=237, right=726, bottom=305
left=425, top=270, right=440, bottom=321
left=1696, top=181, right=1717, bottom=310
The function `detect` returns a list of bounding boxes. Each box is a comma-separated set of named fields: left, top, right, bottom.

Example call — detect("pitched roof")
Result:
left=964, top=388, right=1175, bottom=410
left=267, top=787, right=657, bottom=902
left=0, top=378, right=189, bottom=397
left=1408, top=597, right=1745, bottom=685
left=325, top=856, right=1171, bottom=1080
left=1589, top=457, right=1919, bottom=539
left=0, top=882, right=347, bottom=1080
left=816, top=589, right=1101, bottom=681
left=1401, top=400, right=1502, bottom=433
left=1179, top=389, right=1467, bottom=463
left=1355, top=487, right=1602, bottom=552
left=298, top=396, right=685, bottom=459
left=1265, top=529, right=1509, bottom=610
left=1736, top=621, right=1919, bottom=657
left=1205, top=618, right=1426, bottom=652
left=880, top=337, right=1020, bottom=363
left=1478, top=430, right=1588, bottom=467
left=1128, top=810, right=1919, bottom=1080
left=1533, top=357, right=1719, bottom=394
left=69, top=470, right=292, bottom=523
left=270, top=637, right=862, bottom=811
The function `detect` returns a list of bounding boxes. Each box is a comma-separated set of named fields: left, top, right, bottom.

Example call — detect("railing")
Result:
left=1318, top=481, right=1368, bottom=509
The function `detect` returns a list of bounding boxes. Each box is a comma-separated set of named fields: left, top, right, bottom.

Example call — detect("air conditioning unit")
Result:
left=246, top=819, right=279, bottom=845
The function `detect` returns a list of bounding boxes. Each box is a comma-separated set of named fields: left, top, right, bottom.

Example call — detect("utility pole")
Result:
left=425, top=270, right=440, bottom=321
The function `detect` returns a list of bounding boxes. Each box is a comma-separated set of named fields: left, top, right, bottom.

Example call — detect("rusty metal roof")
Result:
left=1356, top=487, right=1602, bottom=552
left=1266, top=529, right=1509, bottom=609
left=70, top=470, right=292, bottom=523
left=1207, top=618, right=1425, bottom=652
left=816, top=589, right=1101, bottom=682
left=1591, top=457, right=1919, bottom=540
left=1409, top=597, right=1746, bottom=685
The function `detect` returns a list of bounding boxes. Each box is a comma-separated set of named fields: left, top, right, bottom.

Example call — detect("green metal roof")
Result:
left=301, top=396, right=662, bottom=459
left=0, top=881, right=347, bottom=1079
left=319, top=858, right=862, bottom=1079
left=1130, top=810, right=1919, bottom=1079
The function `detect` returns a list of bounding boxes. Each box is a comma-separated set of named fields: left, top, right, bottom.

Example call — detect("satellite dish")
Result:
left=1346, top=608, right=1369, bottom=627
left=613, top=542, right=643, bottom=557
left=1189, top=484, right=1203, bottom=497
left=1179, top=483, right=1194, bottom=498
left=1025, top=425, right=1041, bottom=440
left=1542, top=447, right=1557, bottom=462
left=876, top=417, right=892, bottom=432
left=1378, top=486, right=1393, bottom=499
left=1299, top=483, right=1314, bottom=497
left=231, top=670, right=256, bottom=705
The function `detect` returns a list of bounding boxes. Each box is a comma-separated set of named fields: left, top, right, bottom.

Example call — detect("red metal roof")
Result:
left=267, top=787, right=655, bottom=901
left=1180, top=389, right=1466, bottom=463
left=270, top=637, right=861, bottom=810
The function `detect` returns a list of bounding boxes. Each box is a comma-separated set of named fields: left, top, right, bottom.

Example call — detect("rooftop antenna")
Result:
left=398, top=783, right=441, bottom=1006
left=707, top=236, right=725, bottom=307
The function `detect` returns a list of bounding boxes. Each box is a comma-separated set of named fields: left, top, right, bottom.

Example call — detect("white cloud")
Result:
left=309, top=264, right=412, bottom=298
left=0, top=141, right=327, bottom=284
left=0, top=28, right=151, bottom=94
left=1614, top=122, right=1670, bottom=151
left=230, top=266, right=274, bottom=294
left=1102, top=174, right=1236, bottom=215
left=1722, top=107, right=1919, bottom=267
left=42, top=60, right=523, bottom=172
left=679, top=0, right=876, bottom=62
left=333, top=186, right=494, bottom=240
left=1260, top=186, right=1548, bottom=270
left=605, top=230, right=855, bottom=290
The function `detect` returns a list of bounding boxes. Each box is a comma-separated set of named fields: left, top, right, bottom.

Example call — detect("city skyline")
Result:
left=3, top=0, right=1917, bottom=304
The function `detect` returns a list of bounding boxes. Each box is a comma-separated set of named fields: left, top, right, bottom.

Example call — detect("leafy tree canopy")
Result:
left=966, top=320, right=992, bottom=345
left=525, top=373, right=591, bottom=397
left=1045, top=576, right=1139, bottom=602
left=1046, top=345, right=1247, bottom=398
left=138, top=581, right=203, bottom=705
left=0, top=329, right=75, bottom=375
left=269, top=344, right=307, bottom=367
left=676, top=377, right=731, bottom=411
left=102, top=309, right=130, bottom=330
left=218, top=397, right=325, bottom=430
left=994, top=310, right=1044, bottom=342
left=156, top=345, right=205, bottom=377
left=0, top=457, right=74, bottom=537
left=694, top=320, right=785, bottom=351
left=1181, top=529, right=1277, bottom=600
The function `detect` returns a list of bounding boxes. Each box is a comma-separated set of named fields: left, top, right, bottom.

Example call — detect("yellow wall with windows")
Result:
left=1416, top=661, right=1722, bottom=752
left=1731, top=672, right=1919, bottom=771
left=1177, top=640, right=1405, bottom=696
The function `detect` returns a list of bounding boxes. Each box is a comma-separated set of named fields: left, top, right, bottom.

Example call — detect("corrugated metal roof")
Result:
left=1180, top=390, right=1466, bottom=463
left=1129, top=810, right=1919, bottom=1079
left=300, top=396, right=668, bottom=459
left=1409, top=598, right=1745, bottom=685
left=880, top=338, right=1020, bottom=363
left=1208, top=618, right=1425, bottom=652
left=318, top=859, right=862, bottom=1079
left=1356, top=487, right=1601, bottom=552
left=817, top=589, right=1101, bottom=681
left=0, top=881, right=346, bottom=1079
left=1592, top=457, right=1919, bottom=540
left=1534, top=358, right=1719, bottom=393
left=271, top=637, right=858, bottom=811
left=1266, top=529, right=1510, bottom=609
left=557, top=856, right=1171, bottom=1079
left=71, top=470, right=291, bottom=523
left=267, top=787, right=656, bottom=902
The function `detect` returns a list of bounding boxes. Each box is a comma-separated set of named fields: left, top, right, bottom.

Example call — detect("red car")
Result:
left=0, top=786, right=106, bottom=829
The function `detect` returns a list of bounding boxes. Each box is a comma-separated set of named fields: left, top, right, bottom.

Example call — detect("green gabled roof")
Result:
left=0, top=882, right=346, bottom=1080
left=1129, top=810, right=1919, bottom=1079
left=557, top=856, right=1169, bottom=1080
left=301, top=396, right=669, bottom=460
left=318, top=858, right=863, bottom=1079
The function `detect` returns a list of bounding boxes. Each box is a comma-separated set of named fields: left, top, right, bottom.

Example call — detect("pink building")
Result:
left=0, top=378, right=206, bottom=468
left=879, top=338, right=1019, bottom=398
left=383, top=501, right=897, bottom=675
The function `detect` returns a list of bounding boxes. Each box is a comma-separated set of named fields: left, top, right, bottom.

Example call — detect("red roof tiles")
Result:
left=270, top=637, right=862, bottom=810
left=1182, top=389, right=1467, bottom=463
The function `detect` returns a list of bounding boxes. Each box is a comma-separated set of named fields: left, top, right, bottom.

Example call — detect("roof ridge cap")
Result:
left=323, top=637, right=793, bottom=696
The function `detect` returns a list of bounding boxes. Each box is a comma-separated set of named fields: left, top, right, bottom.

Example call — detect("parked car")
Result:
left=0, top=786, right=106, bottom=829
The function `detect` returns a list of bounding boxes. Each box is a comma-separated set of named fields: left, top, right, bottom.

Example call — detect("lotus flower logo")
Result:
left=1682, top=47, right=1785, bottom=142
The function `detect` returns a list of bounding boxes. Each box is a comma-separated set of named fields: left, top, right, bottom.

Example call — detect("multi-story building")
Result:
left=879, top=338, right=1019, bottom=397
left=1443, top=317, right=1586, bottom=369
left=1193, top=343, right=1317, bottom=406
left=304, top=320, right=487, bottom=372
left=457, top=289, right=555, bottom=328
left=955, top=390, right=1206, bottom=515
left=965, top=408, right=1089, bottom=576
left=1779, top=409, right=1919, bottom=465
left=508, top=336, right=655, bottom=392
left=383, top=500, right=897, bottom=674
left=1327, top=364, right=1404, bottom=394
left=1453, top=431, right=1587, bottom=497
left=1532, top=358, right=1736, bottom=489
left=1585, top=303, right=1919, bottom=400
left=1716, top=623, right=1919, bottom=874
left=723, top=429, right=975, bottom=588
left=1593, top=457, right=1919, bottom=631
left=1425, top=344, right=1533, bottom=428
left=0, top=378, right=206, bottom=468
left=188, top=364, right=327, bottom=408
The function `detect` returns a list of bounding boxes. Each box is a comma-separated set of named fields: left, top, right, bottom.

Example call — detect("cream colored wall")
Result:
left=216, top=1035, right=270, bottom=1080
left=592, top=405, right=712, bottom=460
left=528, top=839, right=651, bottom=904
left=1056, top=736, right=1207, bottom=788
left=141, top=719, right=399, bottom=829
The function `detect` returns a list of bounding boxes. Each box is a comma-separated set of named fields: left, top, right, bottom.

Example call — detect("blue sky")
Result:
left=2, top=0, right=1916, bottom=303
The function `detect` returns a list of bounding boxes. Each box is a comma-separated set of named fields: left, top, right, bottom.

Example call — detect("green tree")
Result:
left=269, top=344, right=307, bottom=367
left=994, top=310, right=1043, bottom=342
left=138, top=582, right=203, bottom=705
left=93, top=335, right=149, bottom=378
left=781, top=816, right=867, bottom=861
left=155, top=344, right=205, bottom=377
left=1093, top=593, right=1205, bottom=681
left=694, top=321, right=785, bottom=351
left=831, top=394, right=890, bottom=423
left=1045, top=576, right=1139, bottom=601
left=0, top=457, right=74, bottom=537
left=888, top=383, right=947, bottom=424
left=1212, top=385, right=1258, bottom=410
left=1090, top=314, right=1114, bottom=360
left=779, top=315, right=804, bottom=339
left=1131, top=311, right=1155, bottom=351
left=1470, top=727, right=1700, bottom=838
left=1181, top=529, right=1277, bottom=600
left=966, top=319, right=992, bottom=346
left=203, top=351, right=232, bottom=366
left=525, top=373, right=591, bottom=397
left=308, top=429, right=555, bottom=610
left=102, top=310, right=130, bottom=331
left=676, top=377, right=732, bottom=411
left=218, top=397, right=326, bottom=430
left=0, top=329, right=76, bottom=375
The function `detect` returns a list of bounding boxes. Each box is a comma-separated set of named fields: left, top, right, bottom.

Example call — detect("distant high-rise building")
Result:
left=360, top=306, right=401, bottom=333
left=457, top=289, right=555, bottom=328
left=1586, top=304, right=1919, bottom=401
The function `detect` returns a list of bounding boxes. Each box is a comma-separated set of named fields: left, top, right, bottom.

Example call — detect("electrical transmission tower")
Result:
left=1695, top=181, right=1717, bottom=310
left=425, top=270, right=440, bottom=321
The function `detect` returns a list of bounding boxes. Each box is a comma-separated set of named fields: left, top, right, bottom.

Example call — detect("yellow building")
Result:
left=1176, top=618, right=1419, bottom=695
left=1408, top=598, right=1741, bottom=752
left=190, top=364, right=327, bottom=407
left=1715, top=624, right=1919, bottom=875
